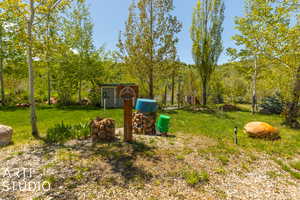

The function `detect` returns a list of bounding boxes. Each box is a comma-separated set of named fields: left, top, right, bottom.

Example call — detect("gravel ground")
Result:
left=0, top=132, right=299, bottom=200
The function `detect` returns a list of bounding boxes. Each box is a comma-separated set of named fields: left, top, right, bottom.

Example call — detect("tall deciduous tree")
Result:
left=1, top=0, right=71, bottom=137
left=118, top=0, right=182, bottom=99
left=234, top=0, right=300, bottom=128
left=0, top=22, right=5, bottom=105
left=190, top=0, right=225, bottom=105
left=64, top=1, right=95, bottom=103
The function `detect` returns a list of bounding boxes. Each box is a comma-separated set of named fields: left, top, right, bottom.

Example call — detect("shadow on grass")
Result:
left=181, top=106, right=236, bottom=120
left=160, top=110, right=178, bottom=114
left=54, top=105, right=103, bottom=111
left=0, top=105, right=104, bottom=111
left=0, top=106, right=26, bottom=111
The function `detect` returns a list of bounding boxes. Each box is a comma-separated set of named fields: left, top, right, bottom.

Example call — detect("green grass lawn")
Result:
left=166, top=109, right=300, bottom=156
left=0, top=105, right=299, bottom=157
left=0, top=106, right=123, bottom=143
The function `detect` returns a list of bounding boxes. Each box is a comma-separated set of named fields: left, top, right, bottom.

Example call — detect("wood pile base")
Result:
left=132, top=111, right=156, bottom=135
left=90, top=117, right=115, bottom=142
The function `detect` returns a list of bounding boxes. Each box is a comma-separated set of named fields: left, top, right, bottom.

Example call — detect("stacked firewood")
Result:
left=90, top=117, right=115, bottom=142
left=16, top=103, right=30, bottom=108
left=132, top=111, right=156, bottom=135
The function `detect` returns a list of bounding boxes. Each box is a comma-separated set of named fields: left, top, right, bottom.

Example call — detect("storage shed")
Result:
left=99, top=83, right=138, bottom=108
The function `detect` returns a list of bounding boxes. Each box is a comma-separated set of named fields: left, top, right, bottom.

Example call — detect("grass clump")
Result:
left=42, top=175, right=57, bottom=186
left=218, top=155, right=229, bottom=165
left=46, top=121, right=90, bottom=144
left=182, top=169, right=209, bottom=186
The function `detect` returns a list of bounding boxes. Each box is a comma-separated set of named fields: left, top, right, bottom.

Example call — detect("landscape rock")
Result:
left=0, top=125, right=13, bottom=145
left=244, top=122, right=280, bottom=139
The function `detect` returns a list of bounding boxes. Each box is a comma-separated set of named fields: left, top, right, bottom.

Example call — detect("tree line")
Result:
left=0, top=0, right=299, bottom=138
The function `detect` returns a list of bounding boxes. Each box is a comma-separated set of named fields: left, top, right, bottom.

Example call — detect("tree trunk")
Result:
left=79, top=79, right=82, bottom=104
left=0, top=58, right=4, bottom=106
left=171, top=70, right=175, bottom=105
left=148, top=69, right=154, bottom=99
left=201, top=79, right=207, bottom=106
left=252, top=56, right=257, bottom=114
left=0, top=25, right=4, bottom=106
left=47, top=64, right=51, bottom=105
left=46, top=13, right=51, bottom=105
left=164, top=84, right=167, bottom=105
left=283, top=65, right=300, bottom=128
left=27, top=0, right=39, bottom=138
left=148, top=0, right=154, bottom=100
left=177, top=80, right=181, bottom=108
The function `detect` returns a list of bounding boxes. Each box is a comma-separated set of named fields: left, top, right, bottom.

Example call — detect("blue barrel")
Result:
left=135, top=98, right=157, bottom=113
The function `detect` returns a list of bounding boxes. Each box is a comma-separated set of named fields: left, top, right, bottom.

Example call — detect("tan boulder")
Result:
left=244, top=122, right=280, bottom=139
left=0, top=125, right=13, bottom=146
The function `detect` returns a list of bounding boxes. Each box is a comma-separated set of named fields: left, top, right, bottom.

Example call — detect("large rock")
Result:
left=244, top=122, right=280, bottom=139
left=0, top=125, right=13, bottom=146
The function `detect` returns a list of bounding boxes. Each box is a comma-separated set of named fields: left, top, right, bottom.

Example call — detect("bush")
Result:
left=71, top=122, right=90, bottom=139
left=46, top=121, right=90, bottom=144
left=259, top=94, right=283, bottom=114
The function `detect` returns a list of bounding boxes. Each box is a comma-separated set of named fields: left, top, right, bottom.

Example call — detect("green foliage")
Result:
left=190, top=0, right=225, bottom=105
left=232, top=0, right=300, bottom=126
left=259, top=94, right=284, bottom=114
left=46, top=121, right=73, bottom=143
left=182, top=169, right=209, bottom=186
left=46, top=121, right=90, bottom=144
left=88, top=87, right=101, bottom=106
left=117, top=0, right=182, bottom=98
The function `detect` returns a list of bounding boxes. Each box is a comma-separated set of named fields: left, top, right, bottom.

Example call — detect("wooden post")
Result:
left=119, top=87, right=136, bottom=142
left=124, top=98, right=133, bottom=142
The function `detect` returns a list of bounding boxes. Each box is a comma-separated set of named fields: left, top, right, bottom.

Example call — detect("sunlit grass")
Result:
left=0, top=106, right=123, bottom=144
left=1, top=105, right=299, bottom=156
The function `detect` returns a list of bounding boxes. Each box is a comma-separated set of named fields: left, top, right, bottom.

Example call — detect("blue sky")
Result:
left=86, top=0, right=245, bottom=64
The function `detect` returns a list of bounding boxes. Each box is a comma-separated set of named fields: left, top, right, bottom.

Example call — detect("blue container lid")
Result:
left=135, top=98, right=157, bottom=113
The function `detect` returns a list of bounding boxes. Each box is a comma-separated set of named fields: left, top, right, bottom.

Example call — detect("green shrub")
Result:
left=259, top=94, right=283, bottom=114
left=46, top=121, right=90, bottom=143
left=71, top=122, right=90, bottom=139
left=46, top=121, right=73, bottom=143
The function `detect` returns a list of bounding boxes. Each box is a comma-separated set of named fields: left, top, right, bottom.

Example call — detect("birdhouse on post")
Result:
left=118, top=86, right=138, bottom=142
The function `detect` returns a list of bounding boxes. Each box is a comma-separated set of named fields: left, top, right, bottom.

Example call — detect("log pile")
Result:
left=90, top=117, right=115, bottom=142
left=132, top=111, right=156, bottom=135
left=16, top=103, right=30, bottom=108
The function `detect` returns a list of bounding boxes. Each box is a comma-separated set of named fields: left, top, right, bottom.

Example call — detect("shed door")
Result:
left=102, top=88, right=115, bottom=108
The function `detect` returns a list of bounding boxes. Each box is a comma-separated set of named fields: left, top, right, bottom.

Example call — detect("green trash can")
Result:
left=156, top=114, right=171, bottom=133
